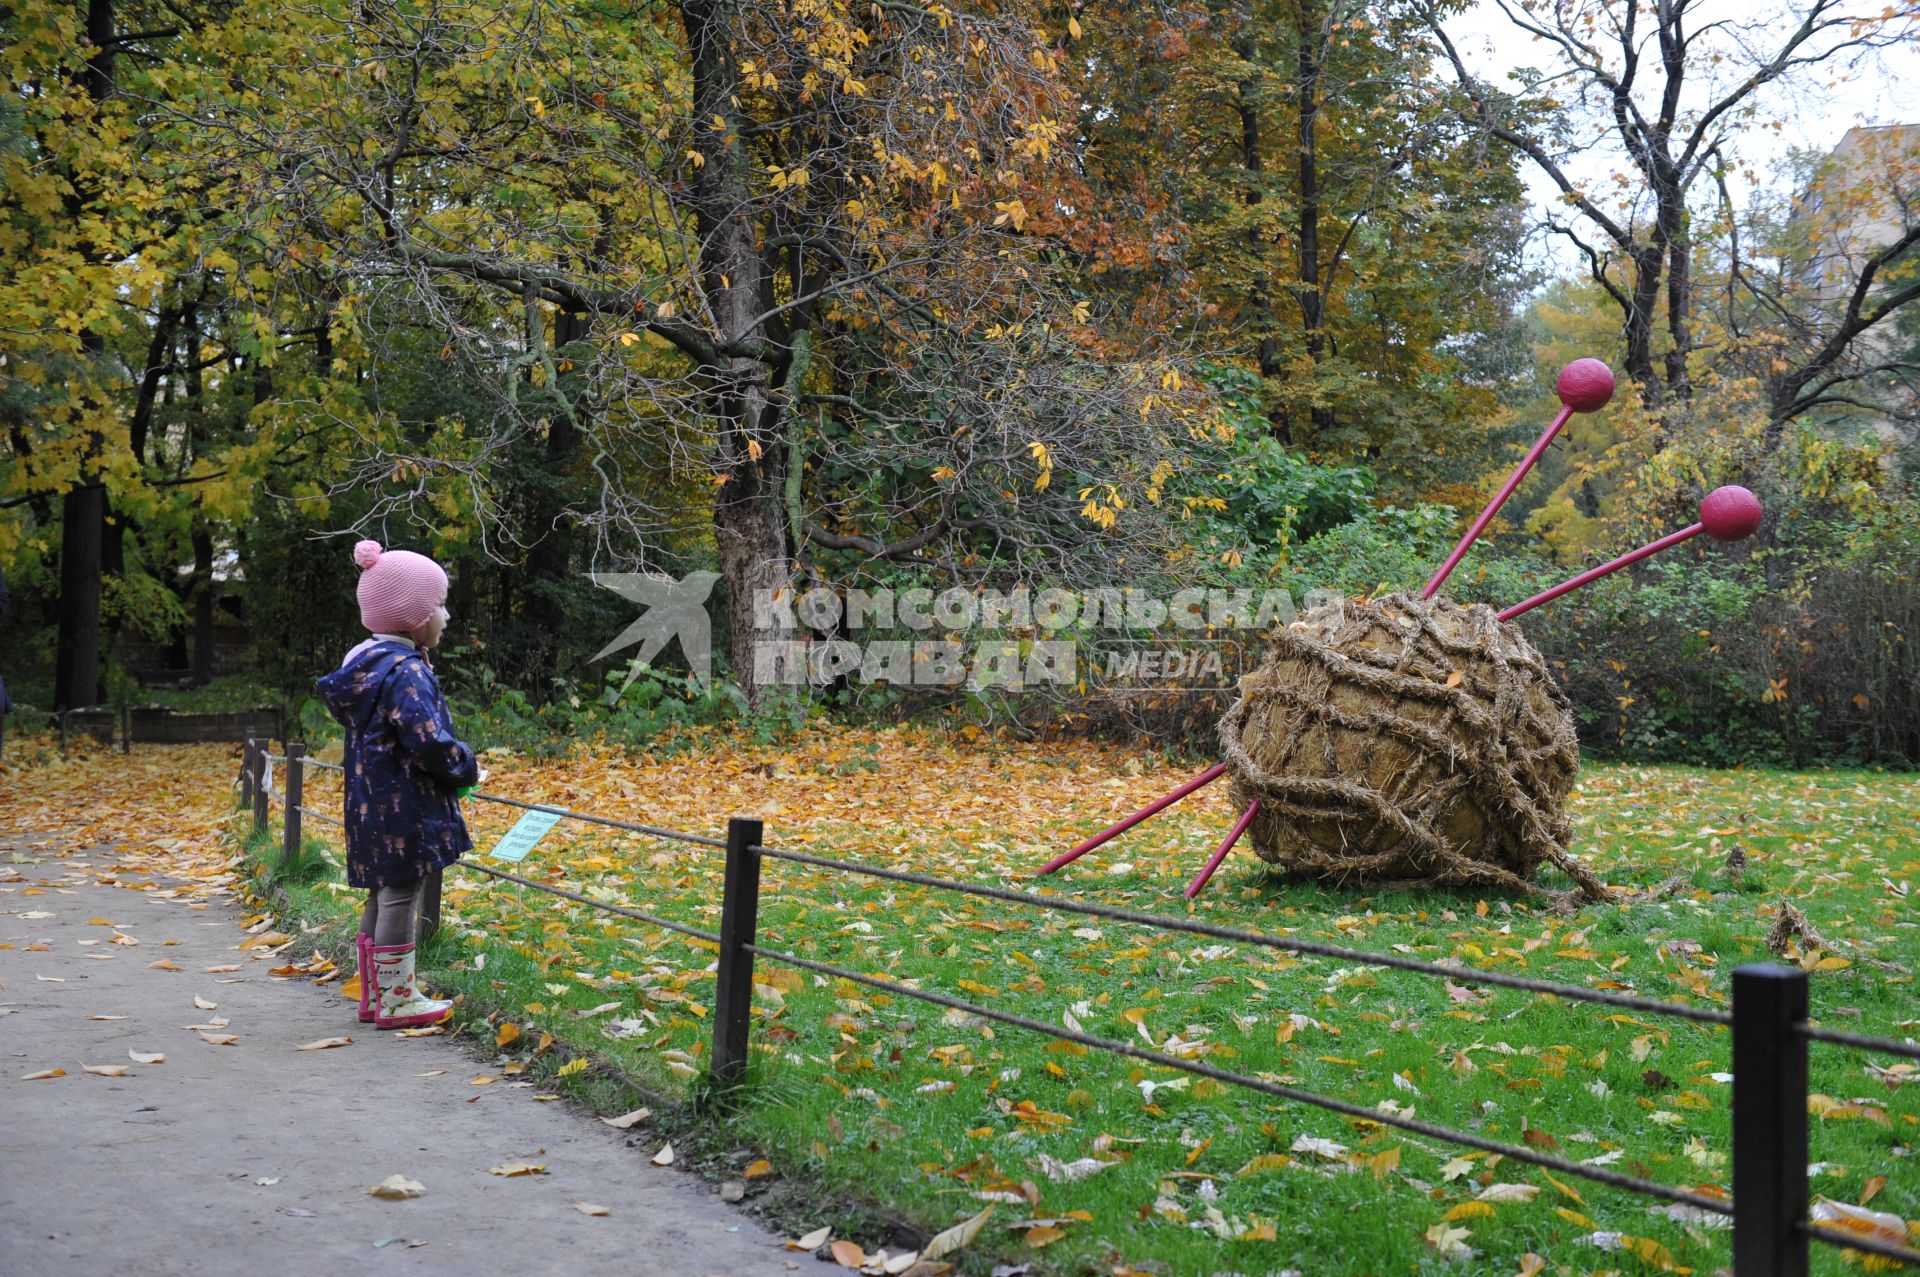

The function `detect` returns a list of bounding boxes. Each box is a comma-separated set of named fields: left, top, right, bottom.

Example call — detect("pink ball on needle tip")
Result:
left=1556, top=358, right=1616, bottom=413
left=1700, top=485, right=1763, bottom=542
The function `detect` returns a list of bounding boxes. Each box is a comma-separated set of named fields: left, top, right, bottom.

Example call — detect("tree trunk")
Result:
left=53, top=0, right=119, bottom=711
left=683, top=0, right=793, bottom=702
left=1234, top=33, right=1284, bottom=436
left=55, top=483, right=106, bottom=709
left=1292, top=8, right=1333, bottom=437
left=191, top=526, right=215, bottom=686
left=524, top=305, right=586, bottom=692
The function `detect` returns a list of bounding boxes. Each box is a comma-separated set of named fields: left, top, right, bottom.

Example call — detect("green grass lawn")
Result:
left=250, top=747, right=1920, bottom=1276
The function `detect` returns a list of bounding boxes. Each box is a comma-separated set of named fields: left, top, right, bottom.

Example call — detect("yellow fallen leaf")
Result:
left=21, top=1068, right=65, bottom=1080
left=1025, top=1225, right=1066, bottom=1247
left=471, top=1075, right=495, bottom=1086
left=1236, top=1153, right=1292, bottom=1177
left=368, top=1175, right=426, bottom=1200
left=496, top=1022, right=521, bottom=1048
left=1444, top=1201, right=1497, bottom=1221
left=199, top=1032, right=239, bottom=1046
left=744, top=1159, right=773, bottom=1178
left=789, top=1226, right=832, bottom=1251
left=602, top=1107, right=652, bottom=1130
left=488, top=1162, right=548, bottom=1177
left=295, top=1037, right=353, bottom=1051
left=830, top=1239, right=865, bottom=1268
left=129, top=1050, right=165, bottom=1065
left=651, top=1143, right=675, bottom=1166
left=83, top=1064, right=129, bottom=1077
left=148, top=959, right=181, bottom=971
left=922, top=1206, right=994, bottom=1260
left=573, top=1201, right=610, bottom=1216
left=204, top=964, right=240, bottom=973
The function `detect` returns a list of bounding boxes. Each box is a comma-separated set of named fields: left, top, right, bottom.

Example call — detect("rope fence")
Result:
left=235, top=738, right=1920, bottom=1275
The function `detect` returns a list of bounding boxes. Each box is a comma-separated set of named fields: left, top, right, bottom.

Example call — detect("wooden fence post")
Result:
left=1733, top=964, right=1810, bottom=1277
left=282, top=741, right=305, bottom=872
left=708, top=816, right=765, bottom=1100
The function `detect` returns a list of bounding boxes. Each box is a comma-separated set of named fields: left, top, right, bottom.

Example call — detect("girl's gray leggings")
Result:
left=358, top=878, right=423, bottom=948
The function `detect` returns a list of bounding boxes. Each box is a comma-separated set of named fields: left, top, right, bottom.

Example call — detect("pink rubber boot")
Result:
left=370, top=943, right=453, bottom=1030
left=355, top=933, right=376, bottom=1024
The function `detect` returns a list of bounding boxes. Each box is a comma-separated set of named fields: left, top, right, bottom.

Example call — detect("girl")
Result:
left=316, top=540, right=480, bottom=1029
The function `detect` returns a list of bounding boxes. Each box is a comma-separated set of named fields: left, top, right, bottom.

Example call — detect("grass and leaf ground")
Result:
left=5, top=727, right=1917, bottom=1275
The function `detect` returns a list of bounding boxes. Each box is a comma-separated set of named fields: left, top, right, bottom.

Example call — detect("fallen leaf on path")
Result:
left=255, top=1176, right=279, bottom=1186
left=487, top=1162, right=547, bottom=1177
left=922, top=1206, right=994, bottom=1260
left=650, top=1143, right=675, bottom=1166
left=496, top=1022, right=521, bottom=1047
left=744, top=1158, right=773, bottom=1178
left=147, top=959, right=180, bottom=971
left=21, top=1068, right=66, bottom=1080
left=199, top=1032, right=239, bottom=1046
left=203, top=965, right=239, bottom=973
left=416, top=1070, right=448, bottom=1078
left=830, top=1239, right=866, bottom=1268
left=194, top=995, right=217, bottom=1010
left=295, top=1037, right=352, bottom=1051
left=573, top=1201, right=610, bottom=1216
left=789, top=1226, right=832, bottom=1251
left=470, top=1075, right=495, bottom=1086
left=36, top=975, right=64, bottom=982
left=368, top=1175, right=426, bottom=1200
left=87, top=1015, right=127, bottom=1021
left=396, top=1025, right=444, bottom=1038
left=82, top=1064, right=129, bottom=1077
left=602, top=1107, right=651, bottom=1130
left=128, top=1050, right=165, bottom=1064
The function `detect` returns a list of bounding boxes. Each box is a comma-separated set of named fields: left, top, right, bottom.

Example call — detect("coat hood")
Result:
left=315, top=640, right=419, bottom=735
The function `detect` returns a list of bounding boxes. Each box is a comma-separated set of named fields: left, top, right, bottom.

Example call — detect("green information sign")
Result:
left=487, top=807, right=564, bottom=863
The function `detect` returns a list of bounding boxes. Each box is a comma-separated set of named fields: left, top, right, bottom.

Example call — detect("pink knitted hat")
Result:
left=353, top=540, right=447, bottom=634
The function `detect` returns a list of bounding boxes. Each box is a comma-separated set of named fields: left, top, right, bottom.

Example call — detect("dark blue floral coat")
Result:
left=315, top=640, right=480, bottom=889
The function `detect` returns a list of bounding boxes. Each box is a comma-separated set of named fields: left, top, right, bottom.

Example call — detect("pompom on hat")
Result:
left=353, top=540, right=447, bottom=634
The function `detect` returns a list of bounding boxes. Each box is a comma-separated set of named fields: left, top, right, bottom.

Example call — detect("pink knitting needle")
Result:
left=1183, top=800, right=1260, bottom=899
left=1497, top=486, right=1763, bottom=622
left=1421, top=359, right=1616, bottom=601
left=1038, top=762, right=1228, bottom=875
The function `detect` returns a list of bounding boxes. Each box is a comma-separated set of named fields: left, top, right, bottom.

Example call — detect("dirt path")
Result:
left=0, top=834, right=809, bottom=1277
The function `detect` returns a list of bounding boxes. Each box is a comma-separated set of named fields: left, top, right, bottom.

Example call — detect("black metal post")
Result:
left=282, top=741, right=304, bottom=872
left=120, top=704, right=130, bottom=754
left=416, top=868, right=443, bottom=945
left=1733, top=963, right=1810, bottom=1277
left=251, top=742, right=269, bottom=836
left=708, top=816, right=765, bottom=1099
